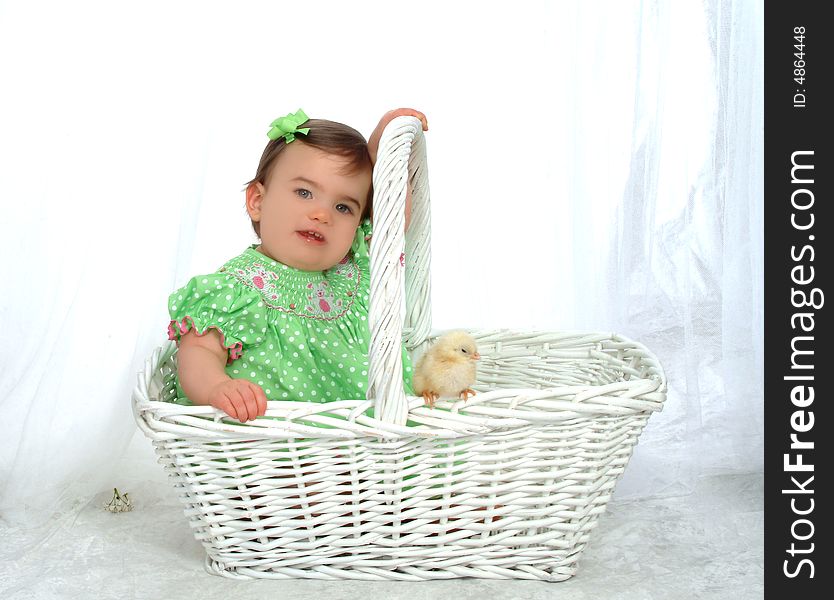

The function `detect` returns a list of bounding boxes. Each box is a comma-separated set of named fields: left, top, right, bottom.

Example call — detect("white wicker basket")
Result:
left=133, top=117, right=667, bottom=582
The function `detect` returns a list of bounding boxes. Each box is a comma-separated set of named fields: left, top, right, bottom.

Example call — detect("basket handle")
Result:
left=367, top=116, right=432, bottom=425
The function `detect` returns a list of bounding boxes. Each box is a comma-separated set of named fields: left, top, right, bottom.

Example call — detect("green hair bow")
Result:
left=267, top=109, right=310, bottom=143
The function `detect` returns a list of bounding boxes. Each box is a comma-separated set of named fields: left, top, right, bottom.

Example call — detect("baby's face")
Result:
left=247, top=142, right=371, bottom=271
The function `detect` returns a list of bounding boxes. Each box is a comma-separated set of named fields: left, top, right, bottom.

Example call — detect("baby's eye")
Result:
left=336, top=203, right=354, bottom=215
left=296, top=189, right=312, bottom=199
left=461, top=348, right=468, bottom=354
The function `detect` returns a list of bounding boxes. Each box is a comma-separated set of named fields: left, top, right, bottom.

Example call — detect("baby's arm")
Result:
left=177, top=329, right=267, bottom=422
left=368, top=108, right=428, bottom=233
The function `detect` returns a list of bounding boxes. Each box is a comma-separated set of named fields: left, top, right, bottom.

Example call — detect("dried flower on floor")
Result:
left=104, top=488, right=133, bottom=513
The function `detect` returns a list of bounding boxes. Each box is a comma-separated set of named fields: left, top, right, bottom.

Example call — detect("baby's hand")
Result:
left=207, top=379, right=268, bottom=422
left=380, top=108, right=429, bottom=132
left=369, top=108, right=429, bottom=164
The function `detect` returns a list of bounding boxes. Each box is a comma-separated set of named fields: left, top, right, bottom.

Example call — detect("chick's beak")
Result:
left=472, top=352, right=481, bottom=360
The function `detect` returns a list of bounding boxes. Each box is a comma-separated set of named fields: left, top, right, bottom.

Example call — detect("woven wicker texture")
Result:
left=133, top=117, right=667, bottom=581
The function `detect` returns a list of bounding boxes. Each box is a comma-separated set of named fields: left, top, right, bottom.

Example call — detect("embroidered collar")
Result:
left=219, top=246, right=362, bottom=320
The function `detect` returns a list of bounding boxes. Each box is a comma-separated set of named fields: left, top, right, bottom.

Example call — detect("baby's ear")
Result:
left=245, top=183, right=265, bottom=221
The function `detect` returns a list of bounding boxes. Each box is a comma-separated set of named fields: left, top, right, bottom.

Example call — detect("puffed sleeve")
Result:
left=167, top=272, right=265, bottom=363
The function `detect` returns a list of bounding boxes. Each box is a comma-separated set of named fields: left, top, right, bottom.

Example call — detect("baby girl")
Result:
left=167, top=108, right=428, bottom=422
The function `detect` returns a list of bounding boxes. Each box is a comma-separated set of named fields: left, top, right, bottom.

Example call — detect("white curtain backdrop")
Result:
left=0, top=0, right=762, bottom=531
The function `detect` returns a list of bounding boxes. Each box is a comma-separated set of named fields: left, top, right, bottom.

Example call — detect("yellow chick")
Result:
left=413, top=330, right=481, bottom=408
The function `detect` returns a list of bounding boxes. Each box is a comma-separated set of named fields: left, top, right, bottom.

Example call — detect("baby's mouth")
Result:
left=297, top=230, right=326, bottom=243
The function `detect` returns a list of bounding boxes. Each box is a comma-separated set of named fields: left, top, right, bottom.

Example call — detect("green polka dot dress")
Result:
left=167, top=227, right=414, bottom=405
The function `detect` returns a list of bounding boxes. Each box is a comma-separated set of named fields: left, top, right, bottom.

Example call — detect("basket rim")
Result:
left=133, top=328, right=666, bottom=442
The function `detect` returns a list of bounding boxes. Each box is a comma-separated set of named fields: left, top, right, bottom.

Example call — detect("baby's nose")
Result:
left=309, top=206, right=331, bottom=223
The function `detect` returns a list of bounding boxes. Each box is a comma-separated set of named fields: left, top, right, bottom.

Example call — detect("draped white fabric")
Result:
left=0, top=0, right=762, bottom=530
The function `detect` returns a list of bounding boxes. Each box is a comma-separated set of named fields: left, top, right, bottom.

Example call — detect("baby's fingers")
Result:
left=404, top=109, right=428, bottom=130
left=215, top=395, right=239, bottom=421
left=238, top=385, right=262, bottom=422
left=248, top=382, right=268, bottom=416
left=229, top=387, right=253, bottom=422
left=408, top=109, right=428, bottom=131
left=389, top=108, right=428, bottom=131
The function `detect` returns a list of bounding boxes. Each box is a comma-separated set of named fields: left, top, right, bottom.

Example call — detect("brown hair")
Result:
left=245, top=118, right=373, bottom=236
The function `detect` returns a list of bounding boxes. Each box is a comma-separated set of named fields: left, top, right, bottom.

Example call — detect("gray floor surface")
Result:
left=1, top=440, right=763, bottom=600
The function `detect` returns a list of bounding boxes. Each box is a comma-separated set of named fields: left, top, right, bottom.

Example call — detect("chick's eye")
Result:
left=296, top=189, right=312, bottom=199
left=336, top=203, right=353, bottom=215
left=461, top=348, right=468, bottom=354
